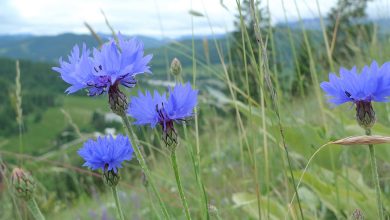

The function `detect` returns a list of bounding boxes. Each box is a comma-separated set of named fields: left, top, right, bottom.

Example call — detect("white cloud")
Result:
left=0, top=0, right=387, bottom=38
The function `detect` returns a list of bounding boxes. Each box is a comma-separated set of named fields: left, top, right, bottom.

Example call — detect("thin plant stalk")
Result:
left=315, top=0, right=335, bottom=72
left=235, top=1, right=263, bottom=217
left=146, top=185, right=161, bottom=219
left=171, top=148, right=192, bottom=220
left=190, top=0, right=200, bottom=165
left=184, top=125, right=209, bottom=220
left=15, top=60, right=24, bottom=165
left=280, top=0, right=304, bottom=98
left=252, top=17, right=305, bottom=220
left=207, top=0, right=261, bottom=213
left=292, top=0, right=327, bottom=131
left=237, top=1, right=252, bottom=176
left=152, top=0, right=171, bottom=82
left=112, top=186, right=125, bottom=220
left=366, top=129, right=384, bottom=220
left=314, top=0, right=343, bottom=208
left=266, top=0, right=281, bottom=103
left=175, top=73, right=209, bottom=219
left=190, top=3, right=211, bottom=218
left=27, top=198, right=45, bottom=220
left=246, top=0, right=305, bottom=218
left=120, top=114, right=170, bottom=219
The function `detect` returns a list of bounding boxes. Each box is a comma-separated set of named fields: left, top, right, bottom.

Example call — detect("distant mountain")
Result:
left=0, top=33, right=229, bottom=75
left=372, top=18, right=390, bottom=33
left=276, top=17, right=390, bottom=32
left=0, top=33, right=167, bottom=62
left=175, top=33, right=227, bottom=41
left=276, top=18, right=323, bottom=30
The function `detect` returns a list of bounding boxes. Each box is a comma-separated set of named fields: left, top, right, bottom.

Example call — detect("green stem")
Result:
left=112, top=186, right=125, bottom=220
left=366, top=129, right=384, bottom=220
left=120, top=114, right=170, bottom=219
left=27, top=198, right=45, bottom=220
left=171, top=149, right=192, bottom=220
left=284, top=143, right=304, bottom=220
left=183, top=124, right=210, bottom=220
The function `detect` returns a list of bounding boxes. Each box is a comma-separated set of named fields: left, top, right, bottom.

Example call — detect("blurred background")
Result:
left=1, top=0, right=390, bottom=219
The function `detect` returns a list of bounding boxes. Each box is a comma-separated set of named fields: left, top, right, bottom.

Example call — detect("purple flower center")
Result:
left=156, top=103, right=177, bottom=146
left=87, top=75, right=111, bottom=89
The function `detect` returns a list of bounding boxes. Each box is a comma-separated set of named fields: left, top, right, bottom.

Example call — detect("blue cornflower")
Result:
left=53, top=33, right=152, bottom=96
left=127, top=82, right=198, bottom=145
left=53, top=33, right=152, bottom=115
left=320, top=61, right=390, bottom=128
left=320, top=61, right=390, bottom=105
left=78, top=134, right=133, bottom=173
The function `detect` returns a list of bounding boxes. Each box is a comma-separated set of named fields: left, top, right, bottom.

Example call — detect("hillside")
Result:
left=0, top=33, right=166, bottom=62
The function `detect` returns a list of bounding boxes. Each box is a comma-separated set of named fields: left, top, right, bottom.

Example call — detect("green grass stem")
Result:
left=366, top=129, right=384, bottom=220
left=171, top=149, right=192, bottom=220
left=112, top=186, right=125, bottom=220
left=27, top=199, right=45, bottom=220
left=120, top=114, right=170, bottom=219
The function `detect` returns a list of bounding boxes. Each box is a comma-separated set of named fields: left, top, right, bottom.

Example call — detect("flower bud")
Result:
left=161, top=120, right=177, bottom=150
left=355, top=101, right=376, bottom=129
left=170, top=58, right=182, bottom=76
left=103, top=169, right=120, bottom=187
left=11, top=168, right=35, bottom=201
left=108, top=85, right=128, bottom=116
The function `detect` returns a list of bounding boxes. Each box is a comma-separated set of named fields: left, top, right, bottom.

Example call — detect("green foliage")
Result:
left=229, top=0, right=274, bottom=101
left=90, top=110, right=122, bottom=132
left=327, top=0, right=374, bottom=63
left=232, top=192, right=286, bottom=219
left=0, top=58, right=64, bottom=136
left=292, top=32, right=313, bottom=96
left=294, top=167, right=390, bottom=219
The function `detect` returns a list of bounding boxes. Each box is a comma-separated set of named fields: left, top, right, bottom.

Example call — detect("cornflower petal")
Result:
left=78, top=134, right=133, bottom=173
left=52, top=33, right=152, bottom=96
left=321, top=61, right=390, bottom=105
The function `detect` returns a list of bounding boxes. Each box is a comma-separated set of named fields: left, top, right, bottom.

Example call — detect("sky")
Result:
left=0, top=0, right=389, bottom=38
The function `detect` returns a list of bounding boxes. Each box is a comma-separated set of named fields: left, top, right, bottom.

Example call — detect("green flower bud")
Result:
left=170, top=58, right=182, bottom=76
left=108, top=85, right=128, bottom=116
left=103, top=169, right=120, bottom=187
left=355, top=101, right=376, bottom=129
left=11, top=168, right=35, bottom=201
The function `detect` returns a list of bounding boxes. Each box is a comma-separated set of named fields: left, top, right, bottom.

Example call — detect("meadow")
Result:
left=1, top=0, right=390, bottom=219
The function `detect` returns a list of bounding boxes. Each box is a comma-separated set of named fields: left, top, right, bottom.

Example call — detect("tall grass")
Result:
left=14, top=60, right=23, bottom=165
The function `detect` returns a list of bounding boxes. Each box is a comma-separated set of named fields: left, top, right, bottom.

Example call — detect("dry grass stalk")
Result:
left=332, top=135, right=390, bottom=145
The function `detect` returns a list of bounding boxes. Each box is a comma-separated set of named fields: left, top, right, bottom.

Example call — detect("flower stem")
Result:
left=112, top=186, right=125, bottom=220
left=120, top=114, right=170, bottom=219
left=26, top=198, right=45, bottom=220
left=366, top=129, right=384, bottom=220
left=170, top=149, right=192, bottom=220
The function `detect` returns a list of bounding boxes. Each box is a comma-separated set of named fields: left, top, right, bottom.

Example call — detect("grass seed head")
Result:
left=332, top=135, right=390, bottom=145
